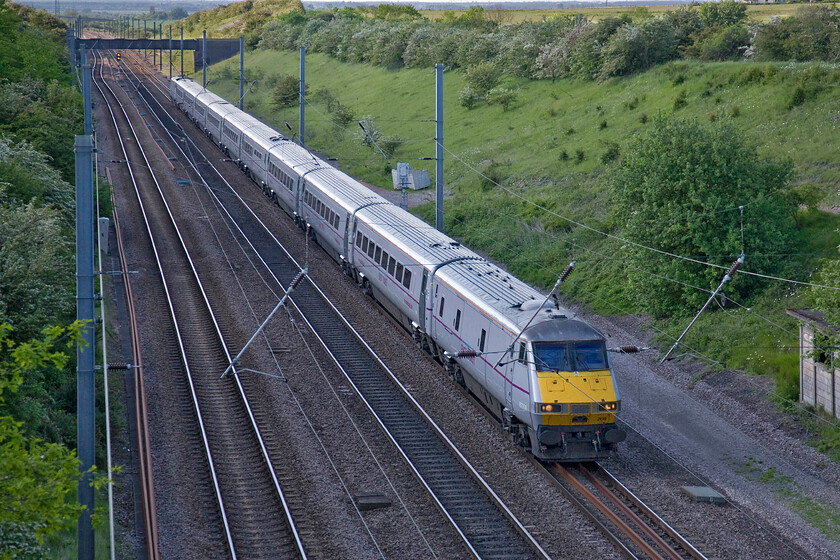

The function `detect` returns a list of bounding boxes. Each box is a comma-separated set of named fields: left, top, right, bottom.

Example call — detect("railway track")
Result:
left=92, top=50, right=307, bottom=559
left=548, top=462, right=707, bottom=560
left=115, top=52, right=551, bottom=559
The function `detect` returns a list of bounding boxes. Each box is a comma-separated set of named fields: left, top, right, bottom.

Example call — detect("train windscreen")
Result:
left=533, top=341, right=608, bottom=372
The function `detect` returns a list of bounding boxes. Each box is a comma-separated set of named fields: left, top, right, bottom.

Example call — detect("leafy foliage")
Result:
left=0, top=4, right=81, bottom=181
left=458, top=86, right=481, bottom=110
left=611, top=116, right=797, bottom=317
left=0, top=324, right=85, bottom=558
left=808, top=251, right=840, bottom=327
left=465, top=61, right=500, bottom=94
left=486, top=87, right=518, bottom=111
left=271, top=74, right=306, bottom=108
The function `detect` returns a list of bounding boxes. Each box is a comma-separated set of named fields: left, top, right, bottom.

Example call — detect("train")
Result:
left=169, top=76, right=626, bottom=461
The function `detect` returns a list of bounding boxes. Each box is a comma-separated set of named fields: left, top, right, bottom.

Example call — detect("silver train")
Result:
left=170, top=76, right=625, bottom=461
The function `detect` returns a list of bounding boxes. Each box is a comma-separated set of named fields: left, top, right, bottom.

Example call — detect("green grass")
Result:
left=730, top=454, right=840, bottom=540
left=194, top=49, right=840, bottom=457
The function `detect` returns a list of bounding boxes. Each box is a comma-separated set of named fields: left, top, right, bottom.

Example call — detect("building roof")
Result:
left=786, top=308, right=838, bottom=333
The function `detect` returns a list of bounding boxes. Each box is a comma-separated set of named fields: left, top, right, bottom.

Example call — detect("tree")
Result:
left=611, top=116, right=797, bottom=317
left=0, top=323, right=85, bottom=558
left=271, top=74, right=306, bottom=109
left=697, top=0, right=747, bottom=29
left=486, top=87, right=518, bottom=111
left=809, top=251, right=840, bottom=326
left=465, top=61, right=500, bottom=95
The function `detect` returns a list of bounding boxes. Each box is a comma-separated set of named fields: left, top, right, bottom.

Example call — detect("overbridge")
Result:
left=74, top=37, right=240, bottom=69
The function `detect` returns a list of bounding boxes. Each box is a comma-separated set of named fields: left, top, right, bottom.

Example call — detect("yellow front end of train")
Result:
left=527, top=338, right=625, bottom=461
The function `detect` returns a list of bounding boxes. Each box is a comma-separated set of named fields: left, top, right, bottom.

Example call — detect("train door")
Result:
left=344, top=213, right=354, bottom=265
left=419, top=270, right=430, bottom=335
left=506, top=340, right=530, bottom=415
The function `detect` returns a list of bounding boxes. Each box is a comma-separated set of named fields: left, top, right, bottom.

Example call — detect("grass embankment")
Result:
left=194, top=49, right=840, bottom=457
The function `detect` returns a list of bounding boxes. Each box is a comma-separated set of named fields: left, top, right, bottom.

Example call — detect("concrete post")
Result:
left=435, top=63, right=444, bottom=233
left=74, top=134, right=96, bottom=560
left=299, top=45, right=305, bottom=146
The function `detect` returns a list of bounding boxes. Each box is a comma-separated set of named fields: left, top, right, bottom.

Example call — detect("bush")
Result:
left=673, top=89, right=687, bottom=110
left=271, top=74, right=305, bottom=108
left=598, top=18, right=678, bottom=79
left=486, top=87, right=518, bottom=111
left=332, top=103, right=355, bottom=128
left=465, top=61, right=500, bottom=94
left=601, top=141, right=620, bottom=163
left=684, top=24, right=749, bottom=61
left=459, top=86, right=482, bottom=110
left=355, top=114, right=382, bottom=148
left=753, top=6, right=840, bottom=62
left=611, top=116, right=797, bottom=317
left=380, top=136, right=402, bottom=157
left=788, top=86, right=806, bottom=109
left=575, top=148, right=585, bottom=163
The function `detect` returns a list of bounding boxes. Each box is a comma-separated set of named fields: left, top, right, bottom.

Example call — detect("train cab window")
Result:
left=479, top=329, right=487, bottom=352
left=402, top=269, right=412, bottom=289
left=438, top=297, right=445, bottom=317
left=362, top=237, right=369, bottom=253
left=356, top=232, right=363, bottom=247
left=374, top=247, right=382, bottom=263
left=454, top=310, right=461, bottom=331
left=573, top=342, right=608, bottom=371
left=532, top=342, right=570, bottom=372
left=395, top=263, right=404, bottom=283
left=518, top=342, right=527, bottom=365
left=388, top=257, right=396, bottom=276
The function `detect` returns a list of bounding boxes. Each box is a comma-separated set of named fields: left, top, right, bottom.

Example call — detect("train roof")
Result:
left=523, top=317, right=603, bottom=343
left=359, top=202, right=575, bottom=333
left=173, top=77, right=575, bottom=335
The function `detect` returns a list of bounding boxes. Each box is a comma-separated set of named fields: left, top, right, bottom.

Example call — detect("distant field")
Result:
left=422, top=4, right=804, bottom=22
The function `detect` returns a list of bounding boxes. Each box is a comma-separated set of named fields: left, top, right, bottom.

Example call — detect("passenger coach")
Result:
left=170, top=77, right=626, bottom=461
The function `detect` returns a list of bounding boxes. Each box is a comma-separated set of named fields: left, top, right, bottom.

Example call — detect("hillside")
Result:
left=178, top=0, right=303, bottom=38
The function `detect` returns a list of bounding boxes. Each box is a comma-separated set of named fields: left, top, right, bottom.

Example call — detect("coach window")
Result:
left=402, top=269, right=412, bottom=289
left=479, top=329, right=486, bottom=352
left=374, top=247, right=382, bottom=263
left=380, top=251, right=389, bottom=269
left=356, top=232, right=363, bottom=247
left=439, top=297, right=445, bottom=317
left=362, top=237, right=369, bottom=253
left=395, top=263, right=404, bottom=283
left=454, top=310, right=461, bottom=331
left=388, top=257, right=396, bottom=276
left=367, top=242, right=376, bottom=258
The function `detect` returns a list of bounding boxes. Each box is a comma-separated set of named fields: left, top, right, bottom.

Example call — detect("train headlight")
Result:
left=598, top=402, right=620, bottom=412
left=536, top=403, right=567, bottom=413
